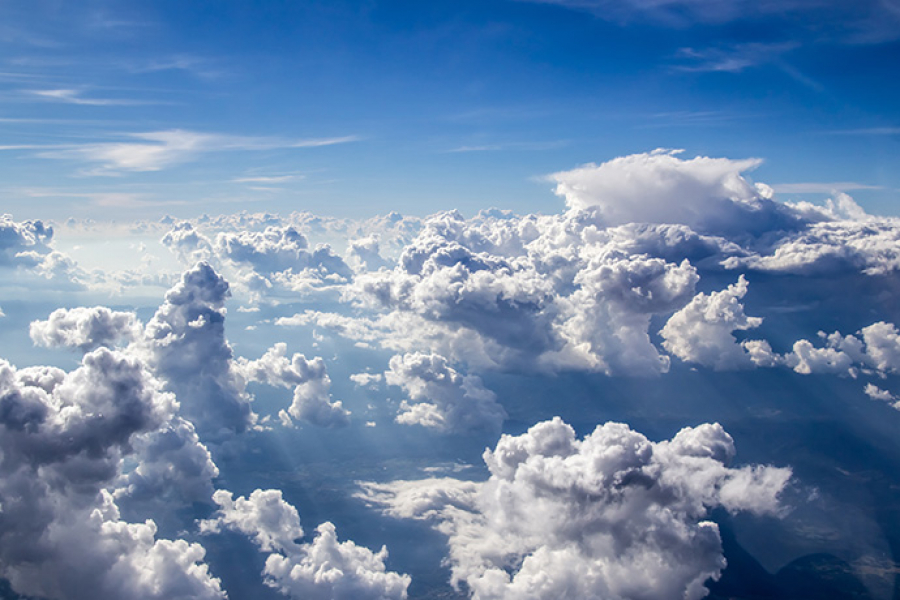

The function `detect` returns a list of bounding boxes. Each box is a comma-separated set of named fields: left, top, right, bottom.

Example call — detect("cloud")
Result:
left=360, top=417, right=791, bottom=600
left=0, top=215, right=89, bottom=288
left=0, top=349, right=225, bottom=600
left=547, top=149, right=799, bottom=235
left=161, top=222, right=214, bottom=264
left=350, top=372, right=383, bottom=388
left=660, top=275, right=772, bottom=370
left=768, top=321, right=900, bottom=379
left=674, top=42, right=798, bottom=73
left=232, top=175, right=305, bottom=184
left=341, top=208, right=707, bottom=375
left=214, top=226, right=349, bottom=278
left=864, top=383, right=900, bottom=409
left=346, top=235, right=392, bottom=272
left=30, top=306, right=140, bottom=352
left=19, top=130, right=359, bottom=175
left=24, top=88, right=155, bottom=106
left=0, top=213, right=53, bottom=267
left=553, top=251, right=699, bottom=375
left=237, top=343, right=350, bottom=428
left=771, top=182, right=884, bottom=194
left=116, top=416, right=220, bottom=505
left=200, top=489, right=411, bottom=600
left=164, top=224, right=352, bottom=302
left=513, top=0, right=900, bottom=43
left=137, top=262, right=256, bottom=441
left=385, top=352, right=506, bottom=433
left=726, top=211, right=900, bottom=275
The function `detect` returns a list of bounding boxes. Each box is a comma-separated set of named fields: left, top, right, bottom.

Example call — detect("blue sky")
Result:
left=1, top=0, right=899, bottom=220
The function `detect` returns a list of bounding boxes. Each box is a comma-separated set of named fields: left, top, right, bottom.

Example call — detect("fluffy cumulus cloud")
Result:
left=200, top=489, right=411, bottom=600
left=864, top=383, right=900, bottom=409
left=339, top=208, right=708, bottom=375
left=385, top=352, right=505, bottom=433
left=0, top=350, right=224, bottom=600
left=237, top=343, right=350, bottom=428
left=0, top=214, right=86, bottom=288
left=361, top=417, right=791, bottom=600
left=30, top=306, right=141, bottom=352
left=660, top=275, right=774, bottom=370
left=346, top=235, right=392, bottom=272
left=782, top=321, right=900, bottom=377
left=0, top=214, right=53, bottom=265
left=161, top=222, right=213, bottom=264
left=554, top=251, right=699, bottom=374
left=162, top=222, right=352, bottom=302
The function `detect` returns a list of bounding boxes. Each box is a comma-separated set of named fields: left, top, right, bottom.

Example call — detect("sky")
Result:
left=1, top=0, right=899, bottom=220
left=2, top=2, right=900, bottom=600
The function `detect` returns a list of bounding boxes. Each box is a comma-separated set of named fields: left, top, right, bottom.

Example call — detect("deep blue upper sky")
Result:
left=1, top=0, right=898, bottom=219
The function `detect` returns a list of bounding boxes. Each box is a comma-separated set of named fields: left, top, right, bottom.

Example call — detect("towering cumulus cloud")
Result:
left=361, top=417, right=790, bottom=600
left=200, top=489, right=410, bottom=600
left=139, top=262, right=255, bottom=440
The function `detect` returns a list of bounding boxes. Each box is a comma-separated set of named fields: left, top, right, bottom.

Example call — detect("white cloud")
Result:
left=350, top=372, right=383, bottom=388
left=24, top=88, right=153, bottom=106
left=0, top=349, right=224, bottom=600
left=864, top=383, right=900, bottom=410
left=385, top=352, right=505, bottom=433
left=727, top=218, right=900, bottom=275
left=548, top=149, right=795, bottom=235
left=237, top=343, right=350, bottom=428
left=553, top=252, right=699, bottom=375
left=674, top=42, right=798, bottom=73
left=0, top=214, right=88, bottom=290
left=771, top=182, right=883, bottom=194
left=346, top=235, right=392, bottom=272
left=660, top=276, right=771, bottom=370
left=161, top=222, right=214, bottom=264
left=200, top=489, right=411, bottom=600
left=137, top=262, right=256, bottom=440
left=30, top=306, right=140, bottom=352
left=163, top=223, right=352, bottom=303
left=781, top=322, right=900, bottom=377
left=360, top=417, right=791, bottom=600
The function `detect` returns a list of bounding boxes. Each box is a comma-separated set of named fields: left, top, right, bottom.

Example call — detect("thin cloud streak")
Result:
left=1, top=130, right=361, bottom=174
left=672, top=42, right=798, bottom=73
left=23, top=88, right=165, bottom=106
left=232, top=175, right=305, bottom=184
left=772, top=182, right=884, bottom=193
left=827, top=127, right=900, bottom=136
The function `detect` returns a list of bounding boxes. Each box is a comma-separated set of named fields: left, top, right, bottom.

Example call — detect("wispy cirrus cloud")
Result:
left=673, top=42, right=799, bottom=73
left=23, top=88, right=163, bottom=106
left=516, top=0, right=900, bottom=43
left=771, top=182, right=883, bottom=194
left=0, top=130, right=361, bottom=175
left=124, top=54, right=227, bottom=80
left=827, top=127, right=900, bottom=136
left=446, top=140, right=568, bottom=153
left=232, top=175, right=305, bottom=184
